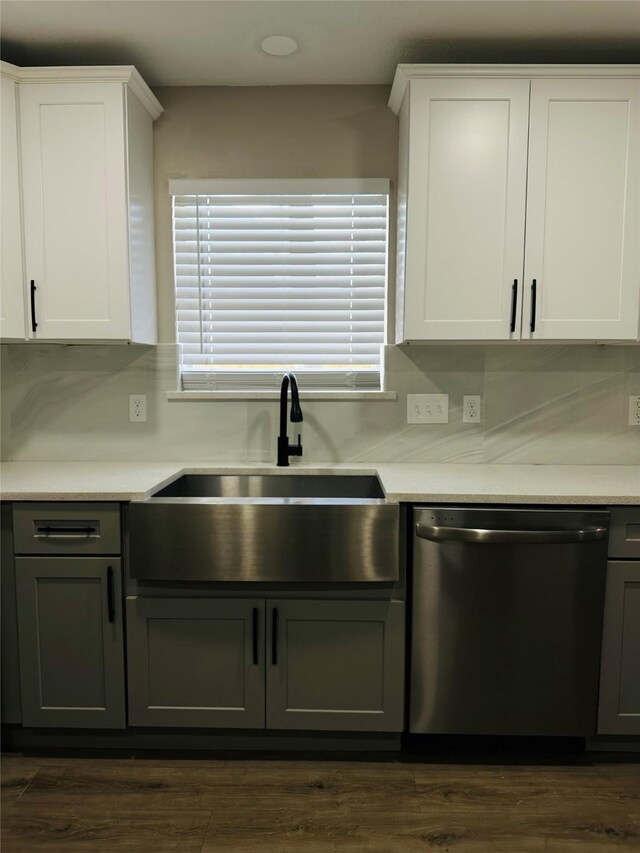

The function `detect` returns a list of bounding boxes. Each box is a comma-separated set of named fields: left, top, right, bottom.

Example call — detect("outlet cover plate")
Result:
left=463, top=395, right=482, bottom=424
left=129, top=394, right=147, bottom=423
left=407, top=393, right=449, bottom=424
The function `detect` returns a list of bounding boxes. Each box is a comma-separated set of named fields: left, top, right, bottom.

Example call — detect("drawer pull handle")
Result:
left=35, top=525, right=98, bottom=537
left=107, top=566, right=115, bottom=623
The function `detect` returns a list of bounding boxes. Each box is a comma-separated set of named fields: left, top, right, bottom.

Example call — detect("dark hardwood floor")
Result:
left=2, top=751, right=639, bottom=851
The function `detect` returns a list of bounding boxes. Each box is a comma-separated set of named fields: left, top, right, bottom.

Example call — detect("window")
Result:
left=170, top=179, right=389, bottom=391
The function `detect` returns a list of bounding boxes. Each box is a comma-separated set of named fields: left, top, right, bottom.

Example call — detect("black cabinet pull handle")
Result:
left=107, top=565, right=115, bottom=623
left=530, top=279, right=537, bottom=333
left=271, top=607, right=278, bottom=666
left=36, top=526, right=97, bottom=536
left=510, top=279, right=518, bottom=333
left=252, top=607, right=259, bottom=665
left=30, top=280, right=38, bottom=332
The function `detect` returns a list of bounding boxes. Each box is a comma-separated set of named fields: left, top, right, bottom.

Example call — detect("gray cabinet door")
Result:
left=598, top=561, right=640, bottom=735
left=1, top=504, right=21, bottom=723
left=15, top=557, right=126, bottom=728
left=127, top=597, right=265, bottom=728
left=266, top=599, right=405, bottom=732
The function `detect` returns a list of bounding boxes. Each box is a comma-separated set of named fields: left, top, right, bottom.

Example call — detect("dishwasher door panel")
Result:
left=410, top=507, right=609, bottom=736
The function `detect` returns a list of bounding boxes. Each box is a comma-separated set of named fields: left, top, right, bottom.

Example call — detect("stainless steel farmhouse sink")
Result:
left=128, top=474, right=399, bottom=583
left=152, top=474, right=385, bottom=499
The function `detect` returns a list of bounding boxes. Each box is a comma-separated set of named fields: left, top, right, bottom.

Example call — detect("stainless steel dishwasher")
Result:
left=410, top=506, right=610, bottom=736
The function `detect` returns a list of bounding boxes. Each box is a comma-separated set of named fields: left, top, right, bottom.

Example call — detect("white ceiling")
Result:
left=1, top=0, right=639, bottom=87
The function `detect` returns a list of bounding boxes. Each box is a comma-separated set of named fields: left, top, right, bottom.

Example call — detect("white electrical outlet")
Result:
left=129, top=394, right=147, bottom=422
left=407, top=394, right=449, bottom=424
left=629, top=395, right=640, bottom=426
left=463, top=395, right=482, bottom=424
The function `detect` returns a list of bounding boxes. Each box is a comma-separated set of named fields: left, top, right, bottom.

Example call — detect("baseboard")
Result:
left=586, top=736, right=640, bottom=753
left=1, top=724, right=401, bottom=754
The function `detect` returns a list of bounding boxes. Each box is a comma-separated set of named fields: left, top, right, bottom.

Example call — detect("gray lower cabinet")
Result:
left=598, top=561, right=640, bottom=735
left=15, top=557, right=126, bottom=728
left=266, top=599, right=405, bottom=732
left=127, top=597, right=405, bottom=733
left=127, top=597, right=265, bottom=728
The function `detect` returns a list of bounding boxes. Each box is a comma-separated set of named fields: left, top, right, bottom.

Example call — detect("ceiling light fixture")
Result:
left=260, top=35, right=298, bottom=57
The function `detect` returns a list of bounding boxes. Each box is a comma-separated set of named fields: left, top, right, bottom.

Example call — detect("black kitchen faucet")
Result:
left=277, top=372, right=303, bottom=466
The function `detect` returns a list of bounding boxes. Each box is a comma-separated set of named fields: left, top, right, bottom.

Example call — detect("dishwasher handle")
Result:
left=415, top=523, right=608, bottom=545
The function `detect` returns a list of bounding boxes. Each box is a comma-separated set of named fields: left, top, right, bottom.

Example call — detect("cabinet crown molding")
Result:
left=0, top=63, right=163, bottom=119
left=389, top=63, right=640, bottom=114
left=0, top=61, right=21, bottom=81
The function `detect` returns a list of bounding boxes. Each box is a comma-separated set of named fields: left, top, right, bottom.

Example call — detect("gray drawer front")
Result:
left=13, top=503, right=121, bottom=555
left=609, top=508, right=640, bottom=559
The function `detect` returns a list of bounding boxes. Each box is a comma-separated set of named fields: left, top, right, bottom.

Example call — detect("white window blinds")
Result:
left=170, top=179, right=389, bottom=390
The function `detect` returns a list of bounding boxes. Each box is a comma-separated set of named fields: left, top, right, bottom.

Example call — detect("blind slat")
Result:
left=172, top=278, right=385, bottom=288
left=181, top=355, right=381, bottom=365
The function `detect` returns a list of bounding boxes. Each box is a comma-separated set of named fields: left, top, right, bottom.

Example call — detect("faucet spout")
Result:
left=277, top=373, right=304, bottom=467
left=289, top=374, right=303, bottom=423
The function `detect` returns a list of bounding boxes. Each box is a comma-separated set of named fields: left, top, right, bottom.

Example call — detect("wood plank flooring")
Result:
left=2, top=752, right=639, bottom=852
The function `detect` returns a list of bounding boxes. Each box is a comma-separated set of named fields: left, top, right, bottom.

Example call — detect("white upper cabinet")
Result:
left=524, top=78, right=640, bottom=341
left=1, top=64, right=26, bottom=340
left=391, top=66, right=640, bottom=344
left=20, top=81, right=131, bottom=340
left=1, top=65, right=162, bottom=343
left=400, top=78, right=529, bottom=342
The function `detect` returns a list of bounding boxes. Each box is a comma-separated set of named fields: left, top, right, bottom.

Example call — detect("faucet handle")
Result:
left=294, top=434, right=303, bottom=456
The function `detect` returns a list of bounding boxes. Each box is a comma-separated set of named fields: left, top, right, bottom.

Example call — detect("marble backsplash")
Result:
left=1, top=343, right=638, bottom=465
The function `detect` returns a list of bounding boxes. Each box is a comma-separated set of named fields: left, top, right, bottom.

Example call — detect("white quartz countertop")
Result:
left=0, top=461, right=638, bottom=504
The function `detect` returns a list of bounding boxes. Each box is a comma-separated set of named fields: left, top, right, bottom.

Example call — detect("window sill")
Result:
left=167, top=390, right=398, bottom=402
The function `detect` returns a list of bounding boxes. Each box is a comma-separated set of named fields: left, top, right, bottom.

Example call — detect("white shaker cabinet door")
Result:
left=524, top=78, right=640, bottom=342
left=19, top=82, right=131, bottom=340
left=1, top=72, right=26, bottom=340
left=402, top=78, right=530, bottom=341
